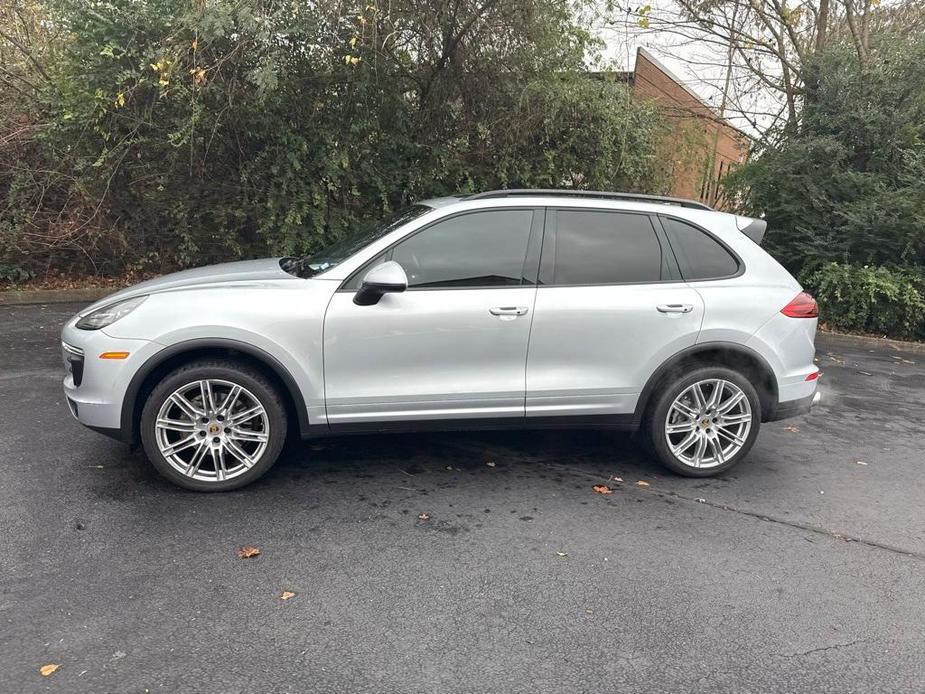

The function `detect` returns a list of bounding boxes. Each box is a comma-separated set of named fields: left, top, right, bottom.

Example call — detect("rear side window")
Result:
left=662, top=217, right=739, bottom=280
left=552, top=210, right=663, bottom=285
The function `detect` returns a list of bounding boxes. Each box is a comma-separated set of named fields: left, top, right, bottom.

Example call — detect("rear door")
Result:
left=525, top=208, right=703, bottom=419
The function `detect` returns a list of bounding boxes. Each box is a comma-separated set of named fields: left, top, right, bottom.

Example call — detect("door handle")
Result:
left=656, top=304, right=694, bottom=314
left=489, top=306, right=529, bottom=317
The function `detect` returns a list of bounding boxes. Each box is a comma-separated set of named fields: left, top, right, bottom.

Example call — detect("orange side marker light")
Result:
left=99, top=351, right=130, bottom=360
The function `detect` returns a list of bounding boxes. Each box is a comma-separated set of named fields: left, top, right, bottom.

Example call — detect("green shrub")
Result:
left=727, top=38, right=925, bottom=276
left=802, top=262, right=925, bottom=340
left=1, top=0, right=669, bottom=278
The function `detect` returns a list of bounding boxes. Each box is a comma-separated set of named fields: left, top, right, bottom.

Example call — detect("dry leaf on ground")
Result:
left=486, top=461, right=496, bottom=467
left=555, top=551, right=568, bottom=557
left=40, top=664, right=59, bottom=677
left=856, top=460, right=868, bottom=466
left=592, top=484, right=613, bottom=495
left=236, top=545, right=261, bottom=559
left=280, top=591, right=296, bottom=600
left=785, top=425, right=800, bottom=432
left=636, top=480, right=650, bottom=488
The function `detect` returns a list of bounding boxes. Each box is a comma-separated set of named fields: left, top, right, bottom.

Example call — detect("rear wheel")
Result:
left=140, top=359, right=288, bottom=491
left=647, top=366, right=761, bottom=477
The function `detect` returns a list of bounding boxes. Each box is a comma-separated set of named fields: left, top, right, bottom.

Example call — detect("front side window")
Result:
left=662, top=217, right=739, bottom=280
left=389, top=210, right=534, bottom=288
left=552, top=210, right=663, bottom=285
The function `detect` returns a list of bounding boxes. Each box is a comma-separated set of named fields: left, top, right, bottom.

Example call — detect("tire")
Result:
left=140, top=359, right=288, bottom=491
left=646, top=366, right=761, bottom=477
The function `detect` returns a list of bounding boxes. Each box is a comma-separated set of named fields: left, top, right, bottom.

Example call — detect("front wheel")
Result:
left=647, top=367, right=761, bottom=477
left=140, top=359, right=288, bottom=491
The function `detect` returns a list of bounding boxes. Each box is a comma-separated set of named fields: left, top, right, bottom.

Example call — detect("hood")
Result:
left=82, top=258, right=296, bottom=314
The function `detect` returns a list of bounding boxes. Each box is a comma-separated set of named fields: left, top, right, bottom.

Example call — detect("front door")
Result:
left=323, top=208, right=542, bottom=426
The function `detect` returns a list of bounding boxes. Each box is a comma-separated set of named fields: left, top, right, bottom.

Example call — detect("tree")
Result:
left=1, top=0, right=669, bottom=278
left=726, top=37, right=925, bottom=274
left=605, top=0, right=925, bottom=137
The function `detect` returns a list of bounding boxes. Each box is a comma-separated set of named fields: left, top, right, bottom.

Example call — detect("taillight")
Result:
left=781, top=292, right=818, bottom=318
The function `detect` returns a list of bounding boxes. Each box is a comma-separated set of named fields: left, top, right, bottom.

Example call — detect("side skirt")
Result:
left=302, top=414, right=636, bottom=439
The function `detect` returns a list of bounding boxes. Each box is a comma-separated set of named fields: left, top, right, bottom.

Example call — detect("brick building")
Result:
left=621, top=48, right=750, bottom=210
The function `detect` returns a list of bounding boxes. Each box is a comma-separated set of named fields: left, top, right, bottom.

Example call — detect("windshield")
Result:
left=280, top=204, right=432, bottom=278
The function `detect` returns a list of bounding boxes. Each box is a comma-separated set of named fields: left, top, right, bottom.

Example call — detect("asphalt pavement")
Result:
left=2, top=302, right=924, bottom=693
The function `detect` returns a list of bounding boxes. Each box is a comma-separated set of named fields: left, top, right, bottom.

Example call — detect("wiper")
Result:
left=279, top=256, right=319, bottom=279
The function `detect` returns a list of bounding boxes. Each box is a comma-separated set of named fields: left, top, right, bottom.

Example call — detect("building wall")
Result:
left=630, top=49, right=749, bottom=210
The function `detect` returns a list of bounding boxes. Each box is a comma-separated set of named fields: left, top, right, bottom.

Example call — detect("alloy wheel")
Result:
left=664, top=378, right=753, bottom=469
left=154, top=379, right=270, bottom=483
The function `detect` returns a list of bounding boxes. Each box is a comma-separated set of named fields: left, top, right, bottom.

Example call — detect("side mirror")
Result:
left=353, top=261, right=408, bottom=306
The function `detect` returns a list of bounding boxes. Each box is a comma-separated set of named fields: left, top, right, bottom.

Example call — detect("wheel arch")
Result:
left=633, top=342, right=779, bottom=427
left=120, top=339, right=310, bottom=444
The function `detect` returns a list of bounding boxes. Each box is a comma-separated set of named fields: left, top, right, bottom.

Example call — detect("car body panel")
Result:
left=78, top=258, right=297, bottom=314
left=525, top=283, right=704, bottom=416
left=67, top=279, right=337, bottom=428
left=323, top=286, right=537, bottom=423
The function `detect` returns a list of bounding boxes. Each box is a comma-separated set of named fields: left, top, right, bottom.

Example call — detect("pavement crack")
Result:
left=779, top=640, right=862, bottom=659
left=661, top=489, right=925, bottom=562
left=528, top=459, right=925, bottom=563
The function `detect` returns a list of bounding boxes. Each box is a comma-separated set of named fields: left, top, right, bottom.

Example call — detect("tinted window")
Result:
left=663, top=218, right=739, bottom=279
left=391, top=210, right=533, bottom=288
left=553, top=211, right=662, bottom=285
left=302, top=204, right=431, bottom=274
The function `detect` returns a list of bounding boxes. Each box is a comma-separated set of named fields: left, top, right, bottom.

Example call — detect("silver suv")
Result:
left=61, top=190, right=820, bottom=491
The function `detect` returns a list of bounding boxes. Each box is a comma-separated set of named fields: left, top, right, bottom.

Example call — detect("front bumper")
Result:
left=61, top=320, right=161, bottom=437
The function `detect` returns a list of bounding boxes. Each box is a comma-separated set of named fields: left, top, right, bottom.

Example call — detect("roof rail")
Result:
left=464, top=189, right=712, bottom=211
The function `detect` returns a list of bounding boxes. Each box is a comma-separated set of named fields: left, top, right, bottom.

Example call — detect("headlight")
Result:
left=76, top=296, right=148, bottom=330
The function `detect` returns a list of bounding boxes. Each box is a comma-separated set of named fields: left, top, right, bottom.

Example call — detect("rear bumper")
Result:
left=766, top=390, right=821, bottom=422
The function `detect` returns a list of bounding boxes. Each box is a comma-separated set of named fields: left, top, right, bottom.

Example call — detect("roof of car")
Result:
left=418, top=189, right=712, bottom=211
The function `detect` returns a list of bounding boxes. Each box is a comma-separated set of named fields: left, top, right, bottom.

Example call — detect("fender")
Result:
left=119, top=338, right=311, bottom=443
left=632, top=341, right=779, bottom=427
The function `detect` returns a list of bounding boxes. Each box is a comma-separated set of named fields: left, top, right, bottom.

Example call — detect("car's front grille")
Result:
left=62, top=341, right=85, bottom=387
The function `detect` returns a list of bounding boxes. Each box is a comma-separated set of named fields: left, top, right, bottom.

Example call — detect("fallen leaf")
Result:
left=417, top=512, right=430, bottom=521
left=592, top=484, right=613, bottom=495
left=445, top=466, right=453, bottom=471
left=280, top=591, right=296, bottom=600
left=236, top=545, right=260, bottom=559
left=40, top=664, right=59, bottom=677
left=486, top=461, right=496, bottom=467
left=857, top=370, right=873, bottom=376
left=555, top=551, right=568, bottom=557
left=609, top=476, right=624, bottom=482
left=696, top=497, right=706, bottom=503
left=856, top=460, right=868, bottom=466
left=636, top=480, right=650, bottom=488
left=785, top=425, right=800, bottom=433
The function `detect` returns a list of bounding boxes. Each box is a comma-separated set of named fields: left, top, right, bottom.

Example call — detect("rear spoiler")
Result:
left=735, top=216, right=767, bottom=245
